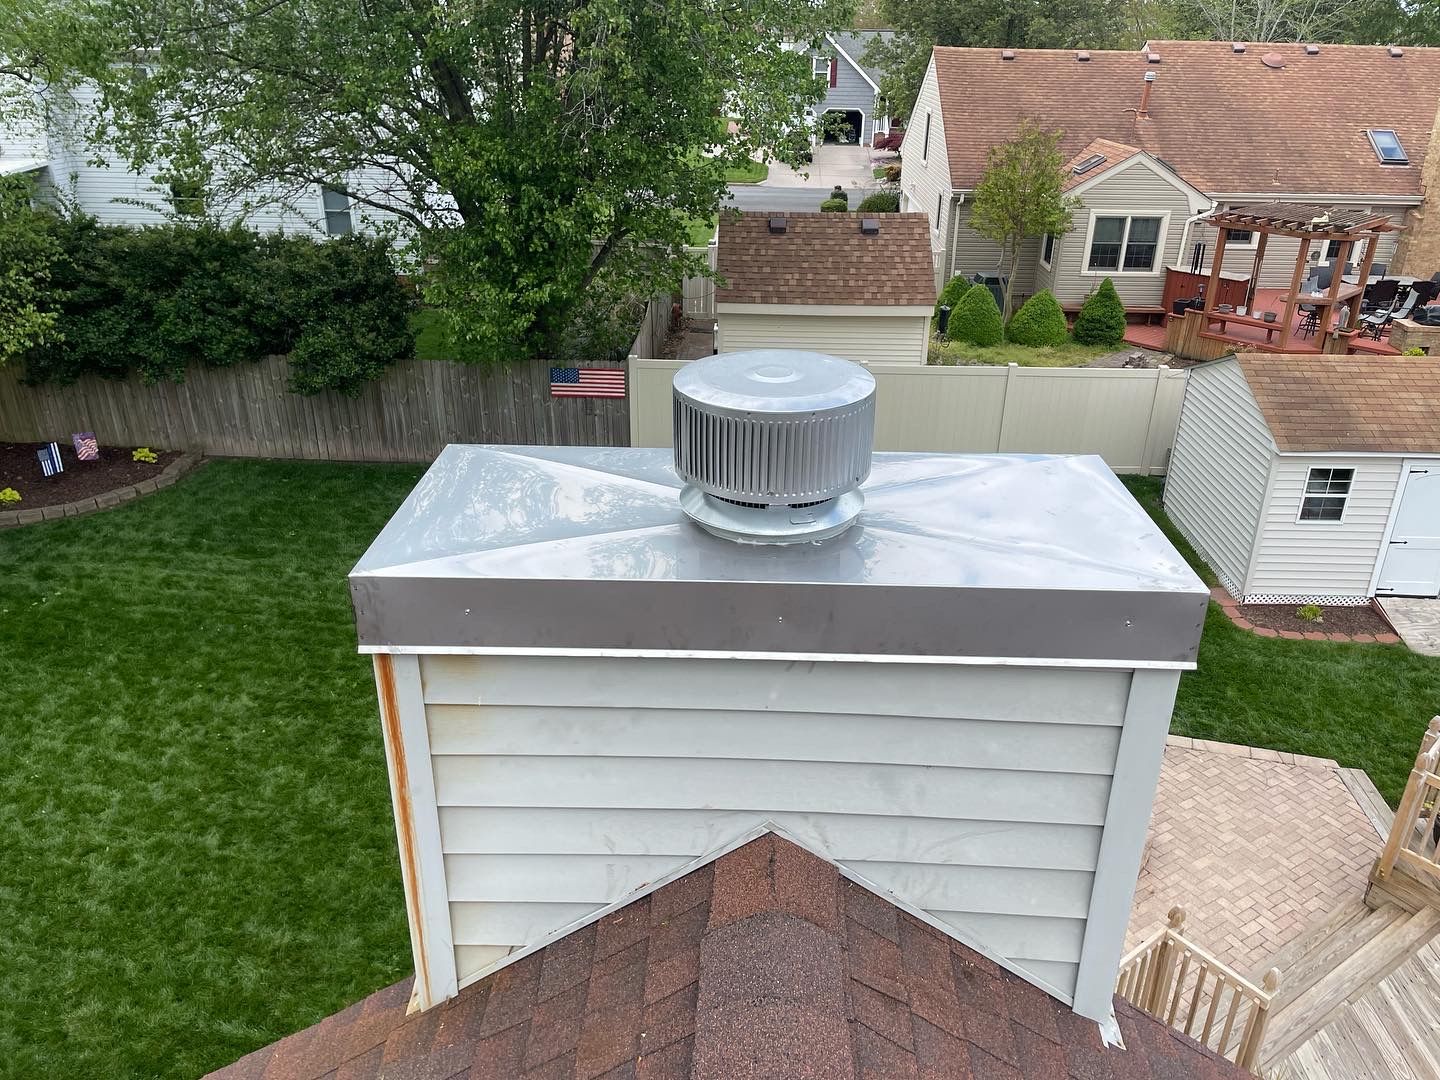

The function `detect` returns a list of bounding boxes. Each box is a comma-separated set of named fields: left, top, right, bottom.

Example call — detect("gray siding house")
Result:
left=808, top=31, right=895, bottom=147
left=903, top=41, right=1440, bottom=304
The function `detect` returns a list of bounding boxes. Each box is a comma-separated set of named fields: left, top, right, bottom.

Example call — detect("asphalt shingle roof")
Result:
left=1234, top=353, right=1440, bottom=453
left=206, top=833, right=1254, bottom=1080
left=716, top=212, right=937, bottom=307
left=933, top=41, right=1440, bottom=195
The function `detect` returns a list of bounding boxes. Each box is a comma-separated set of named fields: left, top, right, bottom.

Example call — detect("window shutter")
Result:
left=829, top=58, right=837, bottom=88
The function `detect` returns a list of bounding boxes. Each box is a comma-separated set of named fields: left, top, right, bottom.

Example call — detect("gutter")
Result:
left=1176, top=200, right=1220, bottom=271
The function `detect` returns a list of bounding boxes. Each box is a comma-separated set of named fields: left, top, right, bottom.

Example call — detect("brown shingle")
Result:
left=1232, top=352, right=1440, bottom=452
left=715, top=212, right=937, bottom=307
left=933, top=42, right=1440, bottom=195
left=205, top=835, right=1255, bottom=1080
left=1061, top=139, right=1143, bottom=192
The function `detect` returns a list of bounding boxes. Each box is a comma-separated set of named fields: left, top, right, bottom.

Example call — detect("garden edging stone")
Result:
left=0, top=453, right=204, bottom=529
left=1209, top=586, right=1402, bottom=645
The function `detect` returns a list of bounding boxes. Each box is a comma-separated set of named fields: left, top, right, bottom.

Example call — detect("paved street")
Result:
left=725, top=143, right=892, bottom=212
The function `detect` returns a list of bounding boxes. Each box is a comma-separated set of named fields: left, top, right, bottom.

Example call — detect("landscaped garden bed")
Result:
left=0, top=441, right=179, bottom=510
left=1234, top=601, right=1395, bottom=638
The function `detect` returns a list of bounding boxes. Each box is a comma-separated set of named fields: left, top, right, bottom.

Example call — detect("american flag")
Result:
left=73, top=432, right=100, bottom=461
left=38, top=442, right=64, bottom=477
left=549, top=366, right=626, bottom=398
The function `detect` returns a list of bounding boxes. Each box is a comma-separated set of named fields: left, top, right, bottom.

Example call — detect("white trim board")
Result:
left=716, top=303, right=936, bottom=316
left=825, top=34, right=881, bottom=93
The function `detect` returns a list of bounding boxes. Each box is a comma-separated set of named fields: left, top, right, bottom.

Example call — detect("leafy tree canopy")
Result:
left=6, top=0, right=850, bottom=361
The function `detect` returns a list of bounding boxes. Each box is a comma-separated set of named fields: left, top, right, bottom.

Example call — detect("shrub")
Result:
left=819, top=198, right=849, bottom=212
left=1405, top=346, right=1427, bottom=356
left=856, top=192, right=900, bottom=213
left=1005, top=290, right=1068, bottom=347
left=950, top=282, right=1004, bottom=346
left=1297, top=604, right=1324, bottom=623
left=0, top=176, right=65, bottom=367
left=0, top=487, right=20, bottom=505
left=132, top=447, right=158, bottom=463
left=1072, top=278, right=1127, bottom=346
left=934, top=274, right=972, bottom=325
left=872, top=130, right=904, bottom=152
left=882, top=163, right=902, bottom=184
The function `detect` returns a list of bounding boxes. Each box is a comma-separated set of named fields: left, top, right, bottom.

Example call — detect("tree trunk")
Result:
left=1003, top=236, right=1024, bottom=330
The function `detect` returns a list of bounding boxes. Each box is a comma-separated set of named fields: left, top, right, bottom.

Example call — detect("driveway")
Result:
left=725, top=144, right=887, bottom=212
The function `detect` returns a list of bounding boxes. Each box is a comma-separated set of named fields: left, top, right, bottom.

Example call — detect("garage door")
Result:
left=1377, top=465, right=1440, bottom=597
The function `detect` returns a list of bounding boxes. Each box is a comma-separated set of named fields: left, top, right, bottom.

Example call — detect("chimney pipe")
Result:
left=1139, top=70, right=1156, bottom=118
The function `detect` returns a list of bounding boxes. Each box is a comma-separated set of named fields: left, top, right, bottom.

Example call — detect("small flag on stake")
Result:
left=38, top=442, right=64, bottom=477
left=73, top=432, right=100, bottom=461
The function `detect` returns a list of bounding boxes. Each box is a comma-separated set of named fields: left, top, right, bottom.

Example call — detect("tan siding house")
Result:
left=1165, top=354, right=1440, bottom=603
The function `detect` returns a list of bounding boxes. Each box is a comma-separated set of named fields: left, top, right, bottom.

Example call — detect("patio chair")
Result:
left=1297, top=273, right=1324, bottom=337
left=1372, top=263, right=1388, bottom=276
left=1360, top=278, right=1401, bottom=315
left=1361, top=286, right=1419, bottom=339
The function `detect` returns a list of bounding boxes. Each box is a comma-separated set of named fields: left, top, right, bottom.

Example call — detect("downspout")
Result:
left=1176, top=200, right=1219, bottom=274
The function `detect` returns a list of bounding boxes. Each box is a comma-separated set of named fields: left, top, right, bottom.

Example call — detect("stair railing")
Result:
left=1376, top=716, right=1440, bottom=886
left=1117, top=907, right=1281, bottom=1073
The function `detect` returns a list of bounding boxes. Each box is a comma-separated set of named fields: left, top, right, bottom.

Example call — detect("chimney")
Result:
left=1390, top=95, right=1440, bottom=276
left=349, top=351, right=1208, bottom=1026
left=1138, top=70, right=1157, bottom=118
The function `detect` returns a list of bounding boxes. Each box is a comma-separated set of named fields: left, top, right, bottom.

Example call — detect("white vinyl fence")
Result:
left=630, top=360, right=1189, bottom=474
left=682, top=243, right=717, bottom=318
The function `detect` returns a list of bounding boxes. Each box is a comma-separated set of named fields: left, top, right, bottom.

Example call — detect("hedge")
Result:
left=856, top=192, right=900, bottom=212
left=950, top=282, right=1004, bottom=346
left=819, top=198, right=849, bottom=212
left=1073, top=277, right=1127, bottom=346
left=12, top=210, right=416, bottom=395
left=1006, top=290, right=1068, bottom=347
left=934, top=274, right=972, bottom=325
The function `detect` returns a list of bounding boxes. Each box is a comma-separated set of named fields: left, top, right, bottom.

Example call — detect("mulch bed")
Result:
left=1236, top=601, right=1395, bottom=637
left=0, top=442, right=181, bottom=511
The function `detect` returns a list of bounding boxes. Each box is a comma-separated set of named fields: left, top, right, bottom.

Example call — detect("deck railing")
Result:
left=1376, top=717, right=1440, bottom=887
left=1117, top=907, right=1281, bottom=1073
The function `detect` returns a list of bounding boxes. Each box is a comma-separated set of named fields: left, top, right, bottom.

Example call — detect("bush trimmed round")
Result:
left=1006, top=290, right=1068, bottom=347
left=951, top=283, right=1004, bottom=346
left=819, top=198, right=849, bottom=213
left=934, top=274, right=972, bottom=324
left=1073, top=277, right=1127, bottom=346
left=856, top=192, right=900, bottom=212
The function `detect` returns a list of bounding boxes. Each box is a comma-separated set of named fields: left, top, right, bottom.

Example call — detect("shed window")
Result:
left=1041, top=233, right=1056, bottom=268
left=922, top=112, right=931, bottom=162
left=1299, top=467, right=1354, bottom=522
left=321, top=186, right=353, bottom=235
left=1088, top=215, right=1162, bottom=272
left=1367, top=129, right=1409, bottom=165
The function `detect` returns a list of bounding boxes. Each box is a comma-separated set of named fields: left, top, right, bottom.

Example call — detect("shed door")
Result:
left=1377, top=465, right=1440, bottom=597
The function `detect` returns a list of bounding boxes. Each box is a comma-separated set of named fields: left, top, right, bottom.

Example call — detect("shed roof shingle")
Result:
left=206, top=833, right=1253, bottom=1080
left=933, top=41, right=1440, bottom=195
left=1234, top=353, right=1440, bottom=453
left=716, top=212, right=937, bottom=307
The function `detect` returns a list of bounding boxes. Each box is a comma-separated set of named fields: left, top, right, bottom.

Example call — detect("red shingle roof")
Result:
left=205, top=834, right=1253, bottom=1080
left=1233, top=352, right=1440, bottom=452
left=716, top=212, right=937, bottom=307
left=933, top=41, right=1440, bottom=195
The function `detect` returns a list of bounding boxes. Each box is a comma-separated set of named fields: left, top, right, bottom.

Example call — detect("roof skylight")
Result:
left=1072, top=153, right=1106, bottom=176
left=1368, top=129, right=1409, bottom=164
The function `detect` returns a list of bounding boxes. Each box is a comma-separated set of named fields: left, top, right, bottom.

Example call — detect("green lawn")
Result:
left=928, top=335, right=1114, bottom=367
left=3, top=462, right=1437, bottom=1078
left=725, top=159, right=769, bottom=184
left=411, top=307, right=448, bottom=361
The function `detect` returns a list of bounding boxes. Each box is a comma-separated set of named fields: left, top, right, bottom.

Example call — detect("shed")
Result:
left=1164, top=353, right=1440, bottom=602
left=349, top=350, right=1207, bottom=1035
left=714, top=211, right=936, bottom=364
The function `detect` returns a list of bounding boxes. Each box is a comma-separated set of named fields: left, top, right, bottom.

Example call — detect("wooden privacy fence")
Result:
left=0, top=354, right=629, bottom=462
left=1117, top=907, right=1281, bottom=1073
left=629, top=359, right=1188, bottom=474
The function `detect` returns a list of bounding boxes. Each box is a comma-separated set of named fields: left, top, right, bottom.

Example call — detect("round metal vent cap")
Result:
left=673, top=349, right=876, bottom=417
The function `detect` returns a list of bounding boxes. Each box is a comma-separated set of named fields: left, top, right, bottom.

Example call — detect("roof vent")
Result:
left=860, top=217, right=880, bottom=235
left=767, top=216, right=787, bottom=235
left=672, top=351, right=876, bottom=544
left=1077, top=50, right=1090, bottom=62
left=1390, top=44, right=1405, bottom=58
left=1261, top=51, right=1285, bottom=69
left=1305, top=44, right=1320, bottom=55
left=1146, top=50, right=1161, bottom=63
left=1232, top=42, right=1246, bottom=53
left=1001, top=49, right=1015, bottom=61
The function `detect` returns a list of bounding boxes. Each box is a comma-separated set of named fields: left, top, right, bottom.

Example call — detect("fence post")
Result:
left=995, top=363, right=1020, bottom=452
left=1142, top=906, right=1186, bottom=1014
left=1378, top=716, right=1440, bottom=879
left=1142, top=366, right=1169, bottom=475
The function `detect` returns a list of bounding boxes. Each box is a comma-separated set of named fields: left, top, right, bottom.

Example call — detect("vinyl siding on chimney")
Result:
left=408, top=652, right=1168, bottom=1006
left=714, top=310, right=930, bottom=364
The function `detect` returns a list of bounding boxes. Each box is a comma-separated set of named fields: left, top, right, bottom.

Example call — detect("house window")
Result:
left=922, top=112, right=931, bottom=162
left=1299, top=467, right=1354, bottom=522
left=168, top=178, right=206, bottom=218
left=1367, top=129, right=1409, bottom=165
left=935, top=191, right=944, bottom=229
left=1041, top=233, right=1057, bottom=268
left=322, top=186, right=353, bottom=235
left=812, top=55, right=830, bottom=79
left=1087, top=215, right=1162, bottom=272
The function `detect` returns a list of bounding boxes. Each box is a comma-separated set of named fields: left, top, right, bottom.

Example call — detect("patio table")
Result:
left=1341, top=274, right=1416, bottom=287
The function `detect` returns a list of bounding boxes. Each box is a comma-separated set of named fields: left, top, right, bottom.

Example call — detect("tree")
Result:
left=1005, top=290, right=1067, bottom=346
left=16, top=0, right=850, bottom=362
left=1073, top=278, right=1127, bottom=346
left=863, top=0, right=1130, bottom=122
left=0, top=176, right=65, bottom=366
left=1171, top=0, right=1376, bottom=42
left=949, top=282, right=1003, bottom=345
left=967, top=120, right=1077, bottom=323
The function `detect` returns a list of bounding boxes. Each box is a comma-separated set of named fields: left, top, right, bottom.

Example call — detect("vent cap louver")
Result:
left=672, top=351, right=876, bottom=544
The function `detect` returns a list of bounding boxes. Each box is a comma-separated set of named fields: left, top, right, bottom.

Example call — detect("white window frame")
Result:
left=1297, top=466, right=1355, bottom=524
left=1080, top=211, right=1170, bottom=276
left=1220, top=206, right=1257, bottom=250
left=1040, top=233, right=1057, bottom=270
left=319, top=185, right=354, bottom=236
left=812, top=55, right=831, bottom=79
left=1367, top=128, right=1409, bottom=165
left=922, top=111, right=931, bottom=163
left=935, top=191, right=944, bottom=237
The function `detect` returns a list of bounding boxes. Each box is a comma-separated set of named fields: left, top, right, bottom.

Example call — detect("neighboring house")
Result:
left=902, top=42, right=1440, bottom=306
left=714, top=211, right=935, bottom=364
left=806, top=30, right=895, bottom=146
left=205, top=833, right=1254, bottom=1080
left=1165, top=353, right=1440, bottom=603
left=0, top=83, right=400, bottom=236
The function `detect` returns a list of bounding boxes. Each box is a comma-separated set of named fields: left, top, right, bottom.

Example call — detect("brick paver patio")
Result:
left=1127, top=736, right=1385, bottom=972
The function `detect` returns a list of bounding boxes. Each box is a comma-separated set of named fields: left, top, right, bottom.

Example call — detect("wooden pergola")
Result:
left=1201, top=202, right=1400, bottom=351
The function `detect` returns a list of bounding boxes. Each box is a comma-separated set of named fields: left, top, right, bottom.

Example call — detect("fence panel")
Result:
left=681, top=244, right=717, bottom=318
left=0, top=354, right=629, bottom=462
left=629, top=359, right=1187, bottom=474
